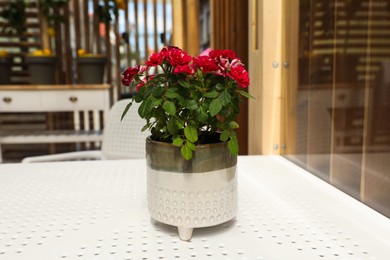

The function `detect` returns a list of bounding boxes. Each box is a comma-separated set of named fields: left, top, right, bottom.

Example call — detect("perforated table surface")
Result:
left=0, top=156, right=389, bottom=259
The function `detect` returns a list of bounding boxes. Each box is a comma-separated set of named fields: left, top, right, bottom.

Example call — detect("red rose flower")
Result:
left=217, top=58, right=243, bottom=75
left=228, top=65, right=250, bottom=88
left=165, top=46, right=181, bottom=51
left=209, top=49, right=237, bottom=60
left=221, top=50, right=237, bottom=59
left=146, top=52, right=164, bottom=67
left=158, top=46, right=181, bottom=59
left=194, top=56, right=219, bottom=73
left=174, top=64, right=195, bottom=74
left=166, top=48, right=192, bottom=66
left=121, top=65, right=147, bottom=86
left=217, top=57, right=230, bottom=75
left=230, top=58, right=243, bottom=67
left=208, top=50, right=223, bottom=59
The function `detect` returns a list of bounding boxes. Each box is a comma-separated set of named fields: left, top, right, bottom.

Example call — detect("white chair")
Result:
left=22, top=99, right=150, bottom=163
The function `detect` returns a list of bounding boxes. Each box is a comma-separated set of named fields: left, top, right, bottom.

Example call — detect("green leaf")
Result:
left=197, top=108, right=208, bottom=123
left=185, top=100, right=198, bottom=110
left=184, top=125, right=198, bottom=143
left=181, top=144, right=193, bottom=160
left=120, top=101, right=132, bottom=121
left=138, top=84, right=148, bottom=95
left=138, top=97, right=153, bottom=117
left=173, top=137, right=184, bottom=146
left=153, top=87, right=165, bottom=97
left=228, top=134, right=239, bottom=156
left=209, top=98, right=222, bottom=116
left=219, top=90, right=231, bottom=106
left=167, top=87, right=178, bottom=92
left=238, top=89, right=255, bottom=99
left=141, top=123, right=149, bottom=132
left=165, top=91, right=179, bottom=99
left=134, top=92, right=144, bottom=102
left=220, top=130, right=229, bottom=142
left=203, top=90, right=219, bottom=98
left=175, top=118, right=184, bottom=129
left=152, top=97, right=163, bottom=106
left=177, top=95, right=186, bottom=105
left=196, top=68, right=204, bottom=80
left=186, top=141, right=196, bottom=151
left=232, top=101, right=240, bottom=113
left=162, top=100, right=176, bottom=115
left=178, top=78, right=190, bottom=88
left=229, top=121, right=239, bottom=129
left=201, top=102, right=209, bottom=110
left=219, top=107, right=230, bottom=117
left=167, top=118, right=178, bottom=135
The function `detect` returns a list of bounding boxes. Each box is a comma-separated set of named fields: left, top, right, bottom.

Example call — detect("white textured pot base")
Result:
left=147, top=166, right=237, bottom=241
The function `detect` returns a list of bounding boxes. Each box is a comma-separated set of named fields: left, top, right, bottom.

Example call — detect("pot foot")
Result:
left=177, top=227, right=193, bottom=241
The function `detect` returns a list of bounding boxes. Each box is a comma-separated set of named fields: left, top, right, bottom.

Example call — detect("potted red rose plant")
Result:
left=121, top=46, right=251, bottom=241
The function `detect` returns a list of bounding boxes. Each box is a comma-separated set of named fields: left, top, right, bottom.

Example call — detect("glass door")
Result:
left=283, top=0, right=390, bottom=217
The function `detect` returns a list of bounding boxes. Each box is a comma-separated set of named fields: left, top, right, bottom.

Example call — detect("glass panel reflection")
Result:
left=286, top=0, right=390, bottom=217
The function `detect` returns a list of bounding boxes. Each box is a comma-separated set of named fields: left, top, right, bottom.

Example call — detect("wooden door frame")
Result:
left=248, top=0, right=282, bottom=155
left=248, top=0, right=298, bottom=155
left=281, top=0, right=299, bottom=155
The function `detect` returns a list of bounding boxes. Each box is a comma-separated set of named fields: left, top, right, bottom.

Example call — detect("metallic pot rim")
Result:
left=146, top=135, right=228, bottom=150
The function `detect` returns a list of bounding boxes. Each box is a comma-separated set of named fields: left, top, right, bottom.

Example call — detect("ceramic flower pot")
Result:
left=77, top=56, right=106, bottom=84
left=0, top=56, right=12, bottom=84
left=25, top=56, right=58, bottom=84
left=146, top=136, right=238, bottom=241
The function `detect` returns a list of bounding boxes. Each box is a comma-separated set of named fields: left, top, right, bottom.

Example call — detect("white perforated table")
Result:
left=0, top=156, right=389, bottom=259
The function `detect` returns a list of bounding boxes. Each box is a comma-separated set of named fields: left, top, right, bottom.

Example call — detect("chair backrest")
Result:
left=101, top=99, right=150, bottom=159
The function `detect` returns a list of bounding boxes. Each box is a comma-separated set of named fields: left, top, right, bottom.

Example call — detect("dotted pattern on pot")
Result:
left=147, top=167, right=237, bottom=229
left=148, top=185, right=237, bottom=227
left=0, top=157, right=389, bottom=259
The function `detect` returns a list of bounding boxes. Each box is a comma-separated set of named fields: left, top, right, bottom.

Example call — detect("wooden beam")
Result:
left=248, top=0, right=283, bottom=155
left=64, top=4, right=72, bottom=84
left=248, top=0, right=262, bottom=155
left=153, top=0, right=158, bottom=52
left=143, top=0, right=148, bottom=58
left=38, top=10, right=50, bottom=50
left=162, top=0, right=167, bottom=45
left=280, top=0, right=299, bottom=154
left=134, top=0, right=140, bottom=63
left=73, top=0, right=81, bottom=51
left=172, top=0, right=199, bottom=54
left=185, top=0, right=199, bottom=55
left=172, top=0, right=185, bottom=48
left=124, top=0, right=131, bottom=67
